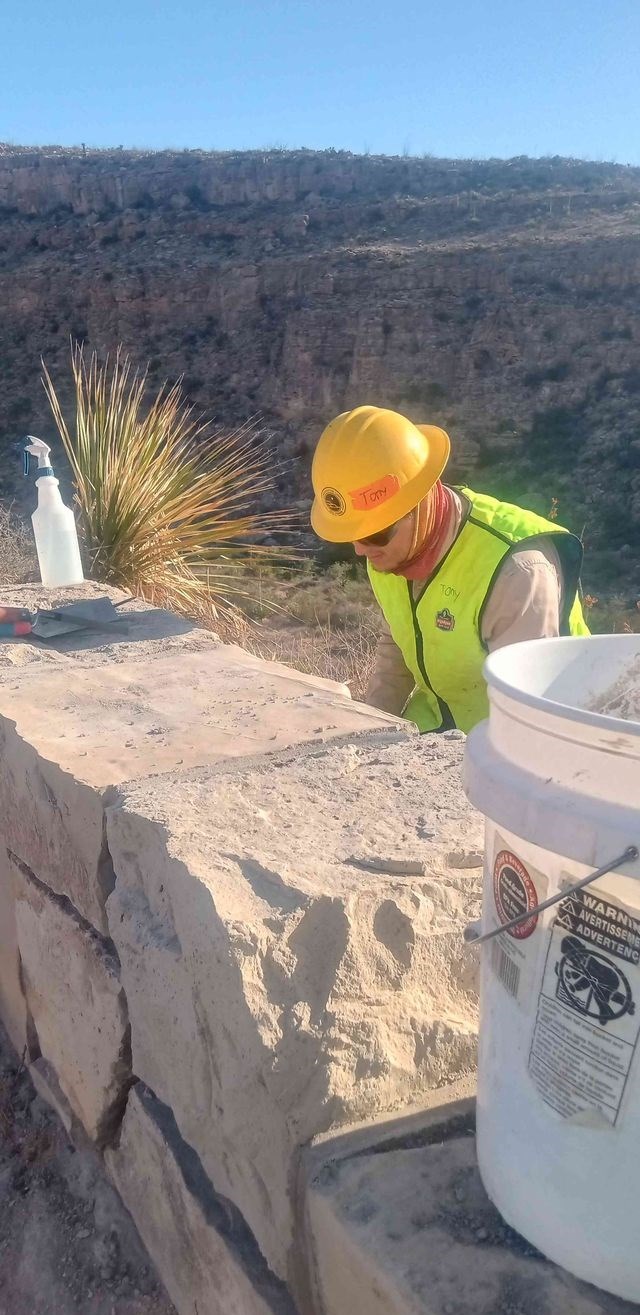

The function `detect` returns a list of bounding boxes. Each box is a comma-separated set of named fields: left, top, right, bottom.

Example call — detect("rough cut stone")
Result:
left=305, top=1133, right=636, bottom=1315
left=11, top=854, right=130, bottom=1143
left=0, top=586, right=400, bottom=931
left=29, top=1056, right=76, bottom=1137
left=0, top=846, right=28, bottom=1055
left=106, top=1083, right=296, bottom=1315
left=107, top=732, right=483, bottom=1280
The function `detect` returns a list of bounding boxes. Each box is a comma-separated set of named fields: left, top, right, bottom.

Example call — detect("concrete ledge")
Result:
left=305, top=1133, right=636, bottom=1315
left=304, top=1078, right=476, bottom=1178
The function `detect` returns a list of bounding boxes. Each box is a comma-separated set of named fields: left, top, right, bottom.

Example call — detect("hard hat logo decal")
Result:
left=322, top=487, right=347, bottom=516
left=349, top=474, right=400, bottom=512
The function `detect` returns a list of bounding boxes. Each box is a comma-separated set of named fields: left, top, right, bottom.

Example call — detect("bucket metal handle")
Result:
left=464, top=844, right=639, bottom=947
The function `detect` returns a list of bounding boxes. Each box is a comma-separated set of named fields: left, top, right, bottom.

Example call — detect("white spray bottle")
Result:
left=24, top=437, right=84, bottom=588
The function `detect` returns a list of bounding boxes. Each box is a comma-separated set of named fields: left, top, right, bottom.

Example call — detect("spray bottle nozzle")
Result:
left=23, top=436, right=54, bottom=479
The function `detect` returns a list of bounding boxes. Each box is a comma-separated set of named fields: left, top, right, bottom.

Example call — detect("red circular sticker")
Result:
left=493, top=850, right=539, bottom=939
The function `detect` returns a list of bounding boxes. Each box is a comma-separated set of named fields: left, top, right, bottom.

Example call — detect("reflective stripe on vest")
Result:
left=367, top=487, right=589, bottom=734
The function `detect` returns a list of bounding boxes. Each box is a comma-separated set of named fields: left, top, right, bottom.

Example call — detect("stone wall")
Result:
left=0, top=584, right=483, bottom=1314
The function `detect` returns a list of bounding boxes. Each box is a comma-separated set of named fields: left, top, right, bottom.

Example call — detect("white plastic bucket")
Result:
left=464, top=634, right=640, bottom=1301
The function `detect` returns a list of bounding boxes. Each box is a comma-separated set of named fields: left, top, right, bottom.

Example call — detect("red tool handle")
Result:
left=0, top=607, right=31, bottom=623
left=0, top=622, right=32, bottom=637
left=0, top=607, right=33, bottom=637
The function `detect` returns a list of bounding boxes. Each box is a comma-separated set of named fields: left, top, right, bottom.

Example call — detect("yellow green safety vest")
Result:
left=368, top=487, right=589, bottom=734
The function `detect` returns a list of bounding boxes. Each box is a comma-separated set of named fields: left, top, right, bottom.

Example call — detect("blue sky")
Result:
left=2, top=0, right=639, bottom=162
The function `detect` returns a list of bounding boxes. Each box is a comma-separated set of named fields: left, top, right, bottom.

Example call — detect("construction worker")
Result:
left=310, top=406, right=589, bottom=733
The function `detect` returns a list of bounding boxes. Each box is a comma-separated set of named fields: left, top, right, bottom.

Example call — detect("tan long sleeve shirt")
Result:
left=366, top=492, right=564, bottom=717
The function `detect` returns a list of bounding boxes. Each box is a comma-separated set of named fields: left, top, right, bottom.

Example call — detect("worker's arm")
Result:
left=482, top=539, right=563, bottom=651
left=365, top=621, right=416, bottom=715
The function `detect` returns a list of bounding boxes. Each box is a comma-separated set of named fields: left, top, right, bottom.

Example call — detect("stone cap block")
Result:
left=0, top=586, right=403, bottom=928
left=106, top=732, right=482, bottom=1279
left=0, top=582, right=220, bottom=671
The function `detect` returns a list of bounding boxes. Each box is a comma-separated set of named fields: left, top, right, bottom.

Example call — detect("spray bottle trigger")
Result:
left=23, top=437, right=54, bottom=479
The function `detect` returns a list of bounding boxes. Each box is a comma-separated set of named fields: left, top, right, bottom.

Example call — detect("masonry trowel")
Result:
left=0, top=597, right=128, bottom=641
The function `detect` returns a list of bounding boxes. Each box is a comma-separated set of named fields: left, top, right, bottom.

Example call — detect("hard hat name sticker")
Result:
left=349, top=474, right=400, bottom=511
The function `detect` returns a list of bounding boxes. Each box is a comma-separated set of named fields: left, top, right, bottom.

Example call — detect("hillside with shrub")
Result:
left=0, top=145, right=639, bottom=596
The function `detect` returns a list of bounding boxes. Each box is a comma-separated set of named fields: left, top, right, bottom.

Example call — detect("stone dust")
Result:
left=590, top=655, right=640, bottom=723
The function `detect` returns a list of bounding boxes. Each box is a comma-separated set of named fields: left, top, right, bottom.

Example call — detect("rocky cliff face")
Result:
left=1, top=146, right=639, bottom=579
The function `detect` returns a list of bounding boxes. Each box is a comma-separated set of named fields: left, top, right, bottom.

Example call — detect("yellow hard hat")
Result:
left=311, top=405, right=450, bottom=543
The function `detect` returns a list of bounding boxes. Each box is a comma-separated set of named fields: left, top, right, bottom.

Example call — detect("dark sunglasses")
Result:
left=356, top=516, right=405, bottom=548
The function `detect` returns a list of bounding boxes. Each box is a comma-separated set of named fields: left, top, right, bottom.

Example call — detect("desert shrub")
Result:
left=0, top=505, right=37, bottom=583
left=42, top=345, right=296, bottom=621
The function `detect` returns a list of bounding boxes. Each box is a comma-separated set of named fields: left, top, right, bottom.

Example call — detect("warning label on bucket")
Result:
left=528, top=885, right=640, bottom=1125
left=488, top=837, right=547, bottom=1007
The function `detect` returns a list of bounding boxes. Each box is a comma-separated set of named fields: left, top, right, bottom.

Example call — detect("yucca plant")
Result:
left=42, top=345, right=296, bottom=622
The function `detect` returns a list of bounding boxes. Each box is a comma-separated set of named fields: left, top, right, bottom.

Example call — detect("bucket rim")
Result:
left=484, top=634, right=640, bottom=739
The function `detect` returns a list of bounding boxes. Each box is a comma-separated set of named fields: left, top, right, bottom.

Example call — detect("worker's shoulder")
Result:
left=501, top=536, right=562, bottom=578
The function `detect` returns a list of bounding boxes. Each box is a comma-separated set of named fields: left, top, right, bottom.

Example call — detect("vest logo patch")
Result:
left=436, top=608, right=456, bottom=632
